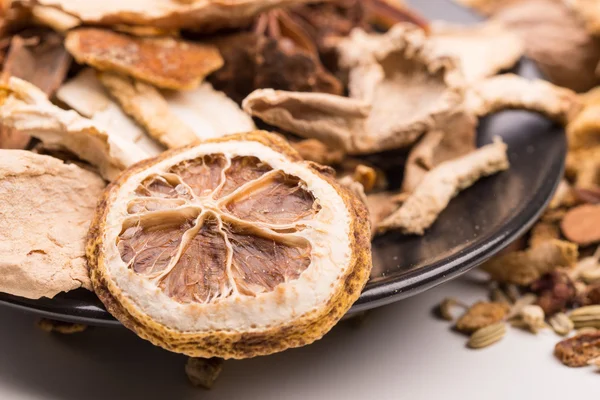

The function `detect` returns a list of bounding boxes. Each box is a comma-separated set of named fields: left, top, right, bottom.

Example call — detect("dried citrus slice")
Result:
left=87, top=131, right=371, bottom=358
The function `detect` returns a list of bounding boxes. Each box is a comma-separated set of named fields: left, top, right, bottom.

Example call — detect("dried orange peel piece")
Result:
left=87, top=131, right=371, bottom=358
left=65, top=28, right=223, bottom=90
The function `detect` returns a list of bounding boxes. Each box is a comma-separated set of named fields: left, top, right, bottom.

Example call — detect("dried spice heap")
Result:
left=433, top=0, right=600, bottom=373
left=0, top=0, right=596, bottom=388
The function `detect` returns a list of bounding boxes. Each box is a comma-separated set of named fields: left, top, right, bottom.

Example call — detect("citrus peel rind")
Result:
left=87, top=131, right=371, bottom=358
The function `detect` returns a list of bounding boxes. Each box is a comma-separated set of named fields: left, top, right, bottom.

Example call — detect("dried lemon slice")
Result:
left=87, top=131, right=371, bottom=358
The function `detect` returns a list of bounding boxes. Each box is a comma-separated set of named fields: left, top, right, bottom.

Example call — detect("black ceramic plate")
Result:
left=0, top=0, right=566, bottom=326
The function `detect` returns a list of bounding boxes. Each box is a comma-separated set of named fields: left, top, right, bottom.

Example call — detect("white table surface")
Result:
left=0, top=272, right=597, bottom=400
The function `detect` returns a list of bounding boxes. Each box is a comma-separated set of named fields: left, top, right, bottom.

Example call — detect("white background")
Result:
left=0, top=272, right=597, bottom=400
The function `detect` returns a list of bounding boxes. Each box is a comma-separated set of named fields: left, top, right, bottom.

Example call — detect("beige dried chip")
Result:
left=87, top=131, right=372, bottom=358
left=378, top=138, right=509, bottom=235
left=456, top=301, right=510, bottom=333
left=0, top=77, right=147, bottom=180
left=243, top=24, right=465, bottom=154
left=98, top=72, right=255, bottom=147
left=429, top=21, right=524, bottom=83
left=481, top=240, right=579, bottom=286
left=65, top=28, right=223, bottom=90
left=0, top=150, right=104, bottom=299
left=565, top=0, right=600, bottom=36
left=466, top=74, right=581, bottom=124
left=57, top=69, right=165, bottom=157
left=32, top=0, right=315, bottom=32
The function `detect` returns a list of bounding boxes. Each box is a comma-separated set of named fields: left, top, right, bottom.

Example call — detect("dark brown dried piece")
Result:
left=455, top=301, right=510, bottom=334
left=530, top=270, right=577, bottom=316
left=554, top=332, right=600, bottom=367
left=36, top=318, right=88, bottom=334
left=574, top=187, right=600, bottom=204
left=185, top=357, right=223, bottom=389
left=560, top=204, right=600, bottom=246
left=578, top=283, right=600, bottom=307
left=0, top=28, right=71, bottom=150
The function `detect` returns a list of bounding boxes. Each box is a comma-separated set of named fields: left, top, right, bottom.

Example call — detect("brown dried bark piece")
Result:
left=561, top=204, right=600, bottom=246
left=455, top=301, right=510, bottom=334
left=481, top=239, right=579, bottom=286
left=528, top=220, right=561, bottom=248
left=429, top=21, right=524, bottom=84
left=378, top=139, right=509, bottom=235
left=567, top=88, right=600, bottom=151
left=466, top=74, right=581, bottom=124
left=565, top=147, right=600, bottom=189
left=32, top=0, right=315, bottom=32
left=0, top=150, right=104, bottom=299
left=37, top=318, right=88, bottom=334
left=530, top=271, right=577, bottom=316
left=65, top=28, right=223, bottom=90
left=554, top=331, right=600, bottom=367
left=0, top=77, right=148, bottom=180
left=490, top=0, right=600, bottom=92
left=185, top=357, right=223, bottom=389
left=244, top=25, right=465, bottom=154
left=290, top=139, right=345, bottom=165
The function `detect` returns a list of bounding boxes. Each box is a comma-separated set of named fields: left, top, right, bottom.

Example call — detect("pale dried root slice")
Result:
left=377, top=138, right=509, bottom=235
left=98, top=72, right=255, bottom=146
left=466, top=74, right=582, bottom=124
left=481, top=240, right=579, bottom=286
left=429, top=21, right=524, bottom=84
left=31, top=0, right=317, bottom=32
left=243, top=24, right=465, bottom=154
left=0, top=150, right=104, bottom=299
left=0, top=77, right=147, bottom=181
left=65, top=28, right=223, bottom=90
left=57, top=68, right=165, bottom=157
left=86, top=131, right=372, bottom=359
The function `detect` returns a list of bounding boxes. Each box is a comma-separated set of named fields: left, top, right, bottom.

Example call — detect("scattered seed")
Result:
left=519, top=305, right=546, bottom=333
left=437, top=297, right=467, bottom=321
left=569, top=305, right=600, bottom=328
left=507, top=293, right=538, bottom=319
left=549, top=312, right=574, bottom=336
left=576, top=327, right=599, bottom=335
left=467, top=322, right=506, bottom=349
left=490, top=287, right=512, bottom=305
left=456, top=302, right=510, bottom=333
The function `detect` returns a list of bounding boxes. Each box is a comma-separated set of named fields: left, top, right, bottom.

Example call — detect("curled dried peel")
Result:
left=378, top=138, right=509, bottom=235
left=65, top=28, right=223, bottom=90
left=466, top=74, right=582, bottom=124
left=243, top=24, right=465, bottom=154
left=87, top=131, right=371, bottom=358
left=429, top=21, right=524, bottom=84
left=0, top=77, right=147, bottom=180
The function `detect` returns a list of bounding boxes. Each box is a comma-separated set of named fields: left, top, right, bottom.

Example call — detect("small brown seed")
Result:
left=437, top=297, right=466, bottom=321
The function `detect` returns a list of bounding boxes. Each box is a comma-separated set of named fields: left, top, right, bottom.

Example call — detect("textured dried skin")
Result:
left=65, top=28, right=223, bottom=90
left=290, top=139, right=345, bottom=166
left=481, top=239, right=579, bottom=286
left=455, top=302, right=510, bottom=334
left=466, top=74, right=581, bottom=124
left=0, top=29, right=71, bottom=150
left=0, top=77, right=148, bottom=181
left=402, top=108, right=477, bottom=193
left=378, top=138, right=509, bottom=235
left=0, top=150, right=104, bottom=299
left=32, top=0, right=317, bottom=32
left=57, top=69, right=164, bottom=157
left=490, top=0, right=600, bottom=92
left=565, top=0, right=600, bottom=36
left=429, top=21, right=524, bottom=84
left=554, top=332, right=600, bottom=367
left=560, top=204, right=600, bottom=246
left=243, top=24, right=465, bottom=154
left=99, top=72, right=255, bottom=146
left=87, top=131, right=372, bottom=358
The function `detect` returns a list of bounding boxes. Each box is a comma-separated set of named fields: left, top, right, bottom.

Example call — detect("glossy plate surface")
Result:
left=0, top=0, right=566, bottom=325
